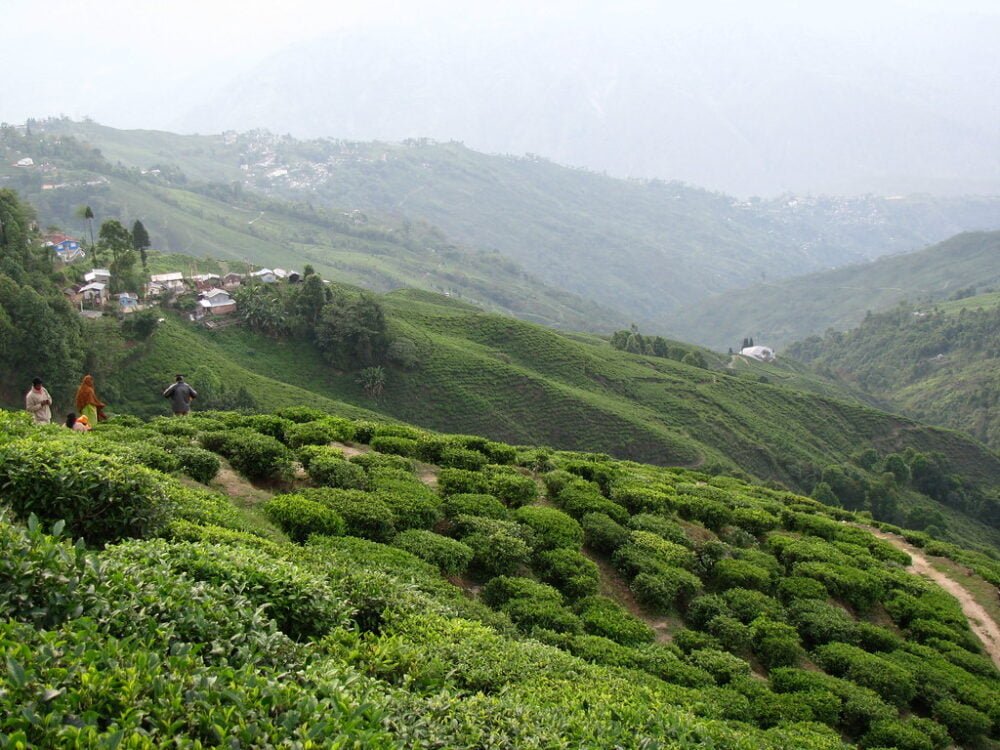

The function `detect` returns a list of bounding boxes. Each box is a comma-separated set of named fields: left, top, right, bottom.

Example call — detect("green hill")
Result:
left=1, top=406, right=998, bottom=748
left=788, top=298, right=1000, bottom=452
left=17, top=119, right=1000, bottom=331
left=0, top=122, right=624, bottom=333
left=673, top=231, right=1000, bottom=350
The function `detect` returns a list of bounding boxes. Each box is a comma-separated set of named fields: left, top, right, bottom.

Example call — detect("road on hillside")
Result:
left=868, top=528, right=1000, bottom=669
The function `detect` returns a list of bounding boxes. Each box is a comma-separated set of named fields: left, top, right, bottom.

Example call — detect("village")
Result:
left=45, top=231, right=302, bottom=324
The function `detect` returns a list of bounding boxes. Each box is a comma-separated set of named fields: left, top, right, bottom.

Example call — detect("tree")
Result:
left=315, top=292, right=389, bottom=367
left=131, top=220, right=151, bottom=271
left=77, top=205, right=96, bottom=257
left=357, top=366, right=387, bottom=401
left=98, top=220, right=140, bottom=293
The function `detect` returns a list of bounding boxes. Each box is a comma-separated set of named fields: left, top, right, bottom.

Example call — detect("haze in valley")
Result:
left=2, top=0, right=998, bottom=197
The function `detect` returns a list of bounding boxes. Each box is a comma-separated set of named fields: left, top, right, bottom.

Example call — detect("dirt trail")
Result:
left=330, top=441, right=369, bottom=458
left=868, top=528, right=1000, bottom=669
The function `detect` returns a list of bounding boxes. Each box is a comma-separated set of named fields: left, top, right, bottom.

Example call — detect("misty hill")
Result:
left=174, top=19, right=1000, bottom=196
left=789, top=296, right=1000, bottom=452
left=16, top=120, right=1000, bottom=333
left=673, top=231, right=1000, bottom=350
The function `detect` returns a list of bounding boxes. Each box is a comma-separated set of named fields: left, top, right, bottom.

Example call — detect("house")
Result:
left=149, top=272, right=186, bottom=291
left=251, top=268, right=277, bottom=283
left=221, top=272, right=243, bottom=289
left=79, top=282, right=107, bottom=305
left=272, top=268, right=289, bottom=280
left=84, top=269, right=111, bottom=285
left=146, top=282, right=168, bottom=298
left=740, top=345, right=776, bottom=363
left=189, top=273, right=221, bottom=291
left=287, top=271, right=302, bottom=283
left=45, top=234, right=85, bottom=262
left=196, top=288, right=237, bottom=317
left=116, top=292, right=140, bottom=311
left=13, top=157, right=34, bottom=168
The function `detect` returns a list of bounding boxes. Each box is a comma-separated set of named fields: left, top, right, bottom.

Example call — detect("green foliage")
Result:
left=453, top=517, right=532, bottom=578
left=308, top=453, right=369, bottom=490
left=576, top=596, right=655, bottom=646
left=263, top=494, right=346, bottom=542
left=442, top=493, right=508, bottom=520
left=392, top=529, right=473, bottom=575
left=0, top=439, right=170, bottom=544
left=437, top=467, right=491, bottom=496
left=556, top=480, right=629, bottom=524
left=285, top=418, right=356, bottom=448
left=368, top=435, right=420, bottom=457
left=173, top=445, right=221, bottom=483
left=348, top=450, right=414, bottom=474
left=813, top=642, right=916, bottom=706
left=512, top=505, right=583, bottom=551
left=489, top=471, right=538, bottom=507
left=714, top=558, right=773, bottom=592
left=315, top=291, right=390, bottom=367
left=439, top=444, right=487, bottom=471
left=631, top=569, right=702, bottom=612
left=199, top=427, right=294, bottom=481
left=295, top=488, right=396, bottom=541
left=581, top=512, right=630, bottom=554
left=534, top=547, right=600, bottom=599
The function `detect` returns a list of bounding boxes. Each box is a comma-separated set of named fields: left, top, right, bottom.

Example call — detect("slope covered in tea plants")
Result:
left=1, top=407, right=999, bottom=749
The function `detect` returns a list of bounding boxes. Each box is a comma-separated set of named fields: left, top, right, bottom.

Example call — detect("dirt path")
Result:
left=868, top=528, right=1000, bottom=668
left=330, top=441, right=369, bottom=458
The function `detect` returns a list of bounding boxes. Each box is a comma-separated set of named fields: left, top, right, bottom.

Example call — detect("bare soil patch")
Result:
left=330, top=441, right=369, bottom=458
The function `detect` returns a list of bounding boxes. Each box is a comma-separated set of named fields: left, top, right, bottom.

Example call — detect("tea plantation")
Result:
left=1, top=407, right=999, bottom=748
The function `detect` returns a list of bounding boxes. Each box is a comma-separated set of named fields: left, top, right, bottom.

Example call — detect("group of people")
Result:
left=24, top=374, right=199, bottom=426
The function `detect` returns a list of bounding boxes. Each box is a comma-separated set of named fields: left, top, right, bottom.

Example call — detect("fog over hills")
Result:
left=175, top=14, right=1000, bottom=196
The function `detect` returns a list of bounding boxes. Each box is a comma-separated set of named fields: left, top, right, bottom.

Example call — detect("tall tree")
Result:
left=131, top=220, right=151, bottom=271
left=98, top=220, right=139, bottom=293
left=77, top=206, right=96, bottom=258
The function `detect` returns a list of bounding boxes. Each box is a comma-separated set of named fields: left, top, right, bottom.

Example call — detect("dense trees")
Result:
left=610, top=326, right=708, bottom=366
left=131, top=220, right=150, bottom=270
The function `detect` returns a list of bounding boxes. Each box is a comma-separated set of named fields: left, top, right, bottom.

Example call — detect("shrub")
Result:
left=308, top=454, right=368, bottom=490
left=722, top=588, right=785, bottom=624
left=237, top=414, right=295, bottom=441
left=263, top=494, right=346, bottom=542
left=368, top=435, right=420, bottom=457
left=685, top=648, right=749, bottom=685
left=513, top=506, right=583, bottom=550
left=174, top=446, right=221, bottom=484
left=713, top=558, right=772, bottom=591
left=542, top=469, right=576, bottom=497
left=687, top=594, right=731, bottom=629
left=0, top=440, right=170, bottom=544
left=628, top=513, right=688, bottom=545
left=296, top=444, right=344, bottom=470
left=535, top=548, right=600, bottom=599
left=575, top=596, right=655, bottom=646
left=612, top=531, right=695, bottom=578
left=750, top=618, right=803, bottom=669
left=296, top=488, right=396, bottom=541
left=442, top=493, right=508, bottom=520
left=630, top=569, right=701, bottom=611
left=373, top=484, right=441, bottom=531
left=481, top=576, right=564, bottom=608
left=672, top=628, right=721, bottom=654
left=731, top=507, right=780, bottom=536
left=392, top=530, right=473, bottom=575
left=933, top=698, right=991, bottom=744
left=502, top=597, right=582, bottom=635
left=348, top=451, right=414, bottom=474
left=489, top=472, right=538, bottom=507
left=777, top=576, right=828, bottom=604
left=274, top=406, right=330, bottom=423
left=609, top=482, right=673, bottom=514
left=706, top=614, right=750, bottom=652
left=463, top=531, right=531, bottom=579
left=437, top=468, right=490, bottom=496
left=580, top=514, right=629, bottom=556
left=555, top=481, right=629, bottom=524
left=861, top=719, right=939, bottom=750
left=199, top=428, right=293, bottom=482
left=788, top=600, right=857, bottom=647
left=285, top=418, right=356, bottom=448
left=813, top=642, right=916, bottom=706
left=439, top=445, right=488, bottom=471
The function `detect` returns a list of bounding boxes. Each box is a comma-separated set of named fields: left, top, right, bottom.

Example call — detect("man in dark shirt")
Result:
left=163, top=374, right=198, bottom=416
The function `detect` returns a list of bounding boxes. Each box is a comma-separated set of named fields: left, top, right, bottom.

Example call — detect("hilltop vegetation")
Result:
left=10, top=119, right=1000, bottom=335
left=790, top=299, right=1000, bottom=452
left=674, top=231, right=1000, bottom=350
left=1, top=406, right=998, bottom=748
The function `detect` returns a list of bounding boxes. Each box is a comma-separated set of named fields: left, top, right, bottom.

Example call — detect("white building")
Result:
left=740, top=345, right=776, bottom=363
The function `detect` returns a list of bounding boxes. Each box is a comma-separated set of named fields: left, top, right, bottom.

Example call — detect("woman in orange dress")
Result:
left=75, top=374, right=107, bottom=423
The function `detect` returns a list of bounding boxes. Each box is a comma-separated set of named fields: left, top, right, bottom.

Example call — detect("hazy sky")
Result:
left=3, top=1, right=998, bottom=195
left=4, top=0, right=996, bottom=128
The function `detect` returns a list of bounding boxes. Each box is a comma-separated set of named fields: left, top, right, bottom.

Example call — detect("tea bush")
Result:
left=296, top=488, right=396, bottom=541
left=437, top=468, right=490, bottom=495
left=308, top=454, right=369, bottom=490
left=442, top=493, right=508, bottom=520
left=860, top=718, right=948, bottom=750
left=686, top=648, right=749, bottom=685
left=490, top=472, right=538, bottom=507
left=713, top=558, right=773, bottom=592
left=631, top=569, right=702, bottom=611
left=368, top=435, right=420, bottom=457
left=439, top=445, right=488, bottom=471
left=776, top=576, right=828, bottom=603
left=263, top=494, right=346, bottom=542
left=581, top=512, right=630, bottom=554
left=542, top=469, right=576, bottom=497
left=349, top=450, right=414, bottom=474
left=285, top=418, right=356, bottom=448
left=174, top=445, right=221, bottom=483
left=392, top=529, right=473, bottom=575
left=556, top=480, right=629, bottom=524
left=296, top=444, right=344, bottom=470
left=932, top=698, right=992, bottom=744
left=613, top=531, right=696, bottom=578
left=535, top=547, right=600, bottom=599
left=628, top=513, right=689, bottom=545
left=0, top=440, right=170, bottom=544
left=237, top=414, right=295, bottom=441
left=456, top=518, right=532, bottom=578
left=576, top=596, right=655, bottom=646
left=274, top=405, right=330, bottom=423
left=199, top=428, right=293, bottom=481
left=813, top=642, right=916, bottom=706
left=513, top=506, right=583, bottom=550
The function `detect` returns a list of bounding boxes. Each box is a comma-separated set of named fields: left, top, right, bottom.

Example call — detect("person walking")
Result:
left=163, top=374, right=198, bottom=415
left=75, top=374, right=107, bottom=424
left=25, top=377, right=53, bottom=424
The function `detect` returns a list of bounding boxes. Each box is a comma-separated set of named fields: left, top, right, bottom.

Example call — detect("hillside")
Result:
left=61, top=285, right=1000, bottom=552
left=788, top=298, right=1000, bottom=452
left=0, top=123, right=624, bottom=333
left=16, top=120, right=1000, bottom=332
left=673, top=231, right=1000, bottom=350
left=1, top=407, right=999, bottom=748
